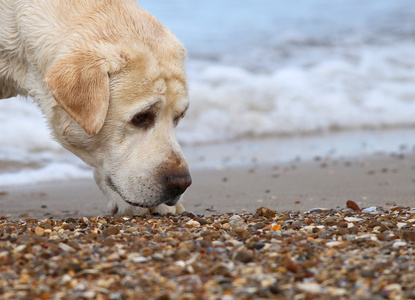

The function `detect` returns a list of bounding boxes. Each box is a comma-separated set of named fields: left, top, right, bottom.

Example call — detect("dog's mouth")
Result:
left=105, top=175, right=179, bottom=208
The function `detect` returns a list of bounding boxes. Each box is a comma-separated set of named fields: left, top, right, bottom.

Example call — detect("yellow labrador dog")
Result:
left=0, top=0, right=192, bottom=216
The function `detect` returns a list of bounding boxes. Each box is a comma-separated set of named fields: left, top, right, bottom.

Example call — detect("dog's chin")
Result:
left=124, top=196, right=180, bottom=208
left=163, top=196, right=181, bottom=207
left=105, top=176, right=180, bottom=208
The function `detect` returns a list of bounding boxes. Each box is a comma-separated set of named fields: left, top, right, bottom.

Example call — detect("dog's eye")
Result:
left=131, top=112, right=154, bottom=129
left=174, top=111, right=186, bottom=126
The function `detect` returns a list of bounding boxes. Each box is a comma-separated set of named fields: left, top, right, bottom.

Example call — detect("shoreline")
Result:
left=0, top=150, right=414, bottom=219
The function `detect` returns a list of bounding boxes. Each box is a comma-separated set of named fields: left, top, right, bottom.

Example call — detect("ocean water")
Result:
left=1, top=0, right=415, bottom=185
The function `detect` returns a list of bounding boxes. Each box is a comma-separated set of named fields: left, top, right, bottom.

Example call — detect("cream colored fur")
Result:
left=0, top=0, right=191, bottom=216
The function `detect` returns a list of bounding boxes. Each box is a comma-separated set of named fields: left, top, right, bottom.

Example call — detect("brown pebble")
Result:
left=233, top=249, right=254, bottom=263
left=155, top=294, right=171, bottom=300
left=367, top=220, right=382, bottom=228
left=390, top=206, right=407, bottom=211
left=87, top=232, right=98, bottom=239
left=102, top=226, right=120, bottom=236
left=376, top=233, right=388, bottom=241
left=402, top=231, right=415, bottom=241
left=101, top=238, right=115, bottom=247
left=253, top=222, right=265, bottom=229
left=256, top=207, right=276, bottom=219
left=337, top=222, right=348, bottom=228
left=346, top=200, right=360, bottom=211
left=181, top=211, right=197, bottom=219
left=67, top=240, right=81, bottom=250
left=195, top=217, right=209, bottom=225
left=40, top=222, right=53, bottom=230
left=379, top=224, right=390, bottom=232
left=337, top=227, right=349, bottom=235
left=348, top=226, right=359, bottom=234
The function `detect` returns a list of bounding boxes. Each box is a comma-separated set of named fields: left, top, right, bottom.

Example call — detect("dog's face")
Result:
left=100, top=47, right=192, bottom=208
left=44, top=36, right=191, bottom=210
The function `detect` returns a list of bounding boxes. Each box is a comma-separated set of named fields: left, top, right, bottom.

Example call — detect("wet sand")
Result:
left=0, top=151, right=414, bottom=219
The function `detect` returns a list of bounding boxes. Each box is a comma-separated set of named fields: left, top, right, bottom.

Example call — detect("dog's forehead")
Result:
left=109, top=54, right=188, bottom=115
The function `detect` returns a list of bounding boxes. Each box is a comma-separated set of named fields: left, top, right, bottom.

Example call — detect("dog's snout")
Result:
left=165, top=173, right=192, bottom=197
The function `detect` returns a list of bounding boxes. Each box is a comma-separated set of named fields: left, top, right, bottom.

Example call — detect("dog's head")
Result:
left=43, top=13, right=191, bottom=209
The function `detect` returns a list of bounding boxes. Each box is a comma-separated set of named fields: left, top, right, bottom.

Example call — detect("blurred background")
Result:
left=1, top=0, right=415, bottom=186
left=140, top=0, right=415, bottom=143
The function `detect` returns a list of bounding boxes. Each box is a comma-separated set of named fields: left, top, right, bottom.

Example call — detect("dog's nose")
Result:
left=165, top=173, right=192, bottom=197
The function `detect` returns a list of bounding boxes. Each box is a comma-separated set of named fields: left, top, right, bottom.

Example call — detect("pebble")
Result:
left=344, top=217, right=363, bottom=222
left=255, top=207, right=276, bottom=218
left=297, top=282, right=322, bottom=293
left=229, top=215, right=244, bottom=224
left=233, top=249, right=254, bottom=263
left=186, top=220, right=200, bottom=227
left=130, top=256, right=150, bottom=263
left=102, top=226, right=120, bottom=236
left=346, top=200, right=360, bottom=211
left=402, top=231, right=415, bottom=241
left=392, top=241, right=407, bottom=248
left=361, top=207, right=378, bottom=213
left=58, top=243, right=75, bottom=252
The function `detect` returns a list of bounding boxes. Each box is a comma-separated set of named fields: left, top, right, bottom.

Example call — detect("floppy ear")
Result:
left=44, top=51, right=110, bottom=136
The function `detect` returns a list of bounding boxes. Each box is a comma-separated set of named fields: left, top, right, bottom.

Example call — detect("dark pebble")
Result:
left=65, top=217, right=77, bottom=223
left=233, top=249, right=254, bottom=263
left=402, top=231, right=415, bottom=241
left=360, top=269, right=376, bottom=278
left=253, top=222, right=265, bottom=229
left=252, top=242, right=265, bottom=250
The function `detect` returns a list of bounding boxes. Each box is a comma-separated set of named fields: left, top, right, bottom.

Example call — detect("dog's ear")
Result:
left=44, top=50, right=125, bottom=136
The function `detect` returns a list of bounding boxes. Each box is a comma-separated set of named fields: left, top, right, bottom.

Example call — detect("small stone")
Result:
left=346, top=200, right=360, bottom=211
left=233, top=249, right=254, bottom=263
left=102, top=226, right=120, bottom=236
left=65, top=217, right=77, bottom=223
left=253, top=222, right=265, bottom=229
left=393, top=241, right=407, bottom=248
left=181, top=211, right=197, bottom=219
left=256, top=207, right=276, bottom=219
left=337, top=227, right=349, bottom=235
left=87, top=232, right=99, bottom=239
left=397, top=222, right=408, bottom=229
left=66, top=240, right=81, bottom=250
left=379, top=224, right=390, bottom=232
left=297, top=282, right=322, bottom=293
left=361, top=207, right=378, bottom=213
left=360, top=269, right=375, bottom=278
left=229, top=215, right=244, bottom=224
left=59, top=243, right=75, bottom=252
left=35, top=226, right=45, bottom=236
left=185, top=220, right=200, bottom=227
left=195, top=217, right=208, bottom=225
left=367, top=220, right=382, bottom=228
left=102, top=238, right=115, bottom=247
left=344, top=217, right=363, bottom=222
left=326, top=241, right=344, bottom=247
left=252, top=242, right=265, bottom=250
left=130, top=256, right=150, bottom=263
left=402, top=231, right=415, bottom=241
